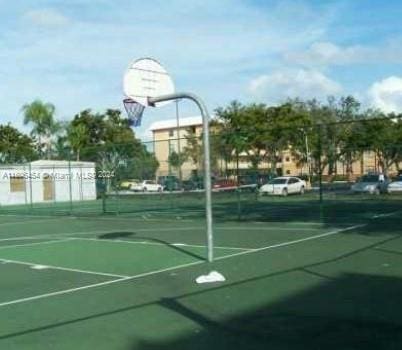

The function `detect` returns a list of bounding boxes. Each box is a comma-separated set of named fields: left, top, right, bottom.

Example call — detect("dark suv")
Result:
left=157, top=175, right=181, bottom=191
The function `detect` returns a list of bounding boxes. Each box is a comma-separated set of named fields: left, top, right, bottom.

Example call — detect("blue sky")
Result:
left=1, top=0, right=402, bottom=140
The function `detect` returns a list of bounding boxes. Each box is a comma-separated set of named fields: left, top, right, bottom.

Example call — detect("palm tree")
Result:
left=67, top=123, right=89, bottom=161
left=22, top=100, right=57, bottom=159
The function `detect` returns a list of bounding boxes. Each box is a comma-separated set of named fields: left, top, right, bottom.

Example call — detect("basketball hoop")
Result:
left=123, top=98, right=145, bottom=127
left=121, top=57, right=217, bottom=265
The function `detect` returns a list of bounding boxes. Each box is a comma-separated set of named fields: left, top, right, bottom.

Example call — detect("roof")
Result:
left=149, top=115, right=203, bottom=131
left=30, top=160, right=95, bottom=167
left=0, top=160, right=95, bottom=169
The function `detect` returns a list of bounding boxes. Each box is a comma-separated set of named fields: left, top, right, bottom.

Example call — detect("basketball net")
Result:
left=123, top=98, right=145, bottom=127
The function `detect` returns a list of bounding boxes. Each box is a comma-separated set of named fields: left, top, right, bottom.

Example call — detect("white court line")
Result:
left=0, top=256, right=128, bottom=279
left=0, top=227, right=153, bottom=243
left=372, top=211, right=400, bottom=219
left=214, top=224, right=366, bottom=261
left=0, top=218, right=60, bottom=227
left=0, top=227, right=205, bottom=243
left=218, top=226, right=322, bottom=231
left=0, top=238, right=72, bottom=250
left=0, top=223, right=365, bottom=308
left=0, top=260, right=203, bottom=308
left=0, top=277, right=131, bottom=308
left=0, top=214, right=60, bottom=219
left=82, top=216, right=195, bottom=223
left=74, top=237, right=252, bottom=251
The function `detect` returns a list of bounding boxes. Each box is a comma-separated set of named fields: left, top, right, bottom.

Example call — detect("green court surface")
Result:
left=0, top=196, right=401, bottom=349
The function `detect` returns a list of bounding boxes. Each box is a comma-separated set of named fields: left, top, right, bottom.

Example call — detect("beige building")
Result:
left=150, top=116, right=203, bottom=178
left=150, top=116, right=399, bottom=180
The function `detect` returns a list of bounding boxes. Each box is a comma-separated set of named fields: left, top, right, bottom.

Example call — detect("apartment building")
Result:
left=150, top=116, right=397, bottom=180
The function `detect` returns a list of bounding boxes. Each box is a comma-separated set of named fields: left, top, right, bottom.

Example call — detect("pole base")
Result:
left=195, top=271, right=225, bottom=284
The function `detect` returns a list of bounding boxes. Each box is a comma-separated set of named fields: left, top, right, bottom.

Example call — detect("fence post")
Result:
left=237, top=187, right=242, bottom=221
left=68, top=159, right=73, bottom=215
left=28, top=162, right=33, bottom=212
left=317, top=124, right=324, bottom=221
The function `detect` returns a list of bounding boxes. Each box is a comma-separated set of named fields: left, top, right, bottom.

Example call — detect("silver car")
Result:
left=351, top=174, right=389, bottom=195
left=387, top=176, right=402, bottom=194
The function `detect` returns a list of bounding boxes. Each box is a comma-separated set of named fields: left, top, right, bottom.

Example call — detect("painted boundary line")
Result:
left=0, top=256, right=128, bottom=279
left=0, top=223, right=326, bottom=244
left=0, top=223, right=365, bottom=308
left=0, top=238, right=72, bottom=250
left=0, top=218, right=61, bottom=227
left=0, top=260, right=204, bottom=308
left=214, top=224, right=366, bottom=261
left=372, top=210, right=401, bottom=219
left=74, top=237, right=253, bottom=251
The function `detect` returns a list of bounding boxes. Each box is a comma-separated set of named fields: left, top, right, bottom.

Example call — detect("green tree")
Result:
left=68, top=108, right=159, bottom=190
left=22, top=99, right=59, bottom=159
left=168, top=151, right=187, bottom=174
left=67, top=123, right=89, bottom=161
left=0, top=124, right=37, bottom=163
left=215, top=100, right=311, bottom=176
left=183, top=129, right=203, bottom=170
left=359, top=111, right=401, bottom=174
left=214, top=101, right=252, bottom=177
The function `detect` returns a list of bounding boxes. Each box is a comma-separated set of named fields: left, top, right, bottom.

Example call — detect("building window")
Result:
left=285, top=157, right=290, bottom=162
left=191, top=126, right=196, bottom=134
left=286, top=170, right=291, bottom=175
left=169, top=143, right=176, bottom=153
left=169, top=129, right=174, bottom=137
left=10, top=176, right=25, bottom=192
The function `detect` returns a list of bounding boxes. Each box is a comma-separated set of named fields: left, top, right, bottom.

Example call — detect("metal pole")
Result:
left=168, top=139, right=172, bottom=176
left=304, top=130, right=311, bottom=185
left=29, top=162, right=33, bottom=211
left=149, top=92, right=214, bottom=262
left=176, top=100, right=182, bottom=183
left=68, top=160, right=73, bottom=215
left=318, top=124, right=323, bottom=205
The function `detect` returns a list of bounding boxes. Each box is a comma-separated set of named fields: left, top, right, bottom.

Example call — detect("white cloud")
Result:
left=0, top=0, right=340, bottom=140
left=285, top=41, right=402, bottom=67
left=369, top=76, right=402, bottom=113
left=248, top=69, right=342, bottom=103
left=23, top=8, right=70, bottom=28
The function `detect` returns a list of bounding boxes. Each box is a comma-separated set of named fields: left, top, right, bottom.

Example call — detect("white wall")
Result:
left=0, top=163, right=96, bottom=206
left=0, top=167, right=29, bottom=205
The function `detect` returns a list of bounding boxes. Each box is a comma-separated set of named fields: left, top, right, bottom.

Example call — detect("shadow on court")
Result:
left=2, top=238, right=402, bottom=350
left=97, top=231, right=205, bottom=260
left=133, top=273, right=402, bottom=350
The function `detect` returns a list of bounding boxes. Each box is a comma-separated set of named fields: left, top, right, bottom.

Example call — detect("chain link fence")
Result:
left=0, top=118, right=401, bottom=223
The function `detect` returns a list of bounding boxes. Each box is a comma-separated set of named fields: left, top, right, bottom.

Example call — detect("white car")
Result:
left=259, top=176, right=306, bottom=196
left=132, top=180, right=163, bottom=192
left=351, top=174, right=389, bottom=195
left=387, top=176, right=402, bottom=194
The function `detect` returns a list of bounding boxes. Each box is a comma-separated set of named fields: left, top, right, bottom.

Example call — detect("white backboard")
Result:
left=123, top=57, right=175, bottom=107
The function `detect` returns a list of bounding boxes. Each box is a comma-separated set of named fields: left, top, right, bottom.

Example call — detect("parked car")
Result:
left=120, top=179, right=140, bottom=190
left=387, top=175, right=402, bottom=194
left=351, top=174, right=389, bottom=195
left=157, top=175, right=181, bottom=191
left=132, top=180, right=163, bottom=192
left=259, top=176, right=306, bottom=196
left=182, top=179, right=203, bottom=191
left=212, top=178, right=237, bottom=191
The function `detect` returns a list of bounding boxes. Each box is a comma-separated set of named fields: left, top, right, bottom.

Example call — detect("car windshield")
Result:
left=268, top=178, right=287, bottom=185
left=360, top=175, right=379, bottom=182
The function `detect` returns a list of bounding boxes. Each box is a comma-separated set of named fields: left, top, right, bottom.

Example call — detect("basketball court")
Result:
left=0, top=195, right=401, bottom=349
left=0, top=56, right=401, bottom=349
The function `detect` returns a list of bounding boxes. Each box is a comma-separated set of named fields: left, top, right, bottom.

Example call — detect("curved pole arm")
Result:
left=149, top=93, right=214, bottom=262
